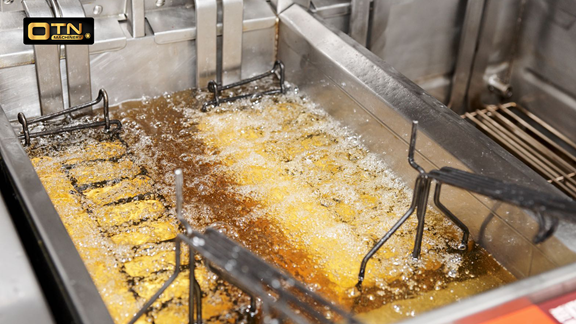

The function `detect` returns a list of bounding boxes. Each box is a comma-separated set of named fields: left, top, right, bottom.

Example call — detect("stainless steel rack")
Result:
left=15, top=88, right=121, bottom=146
left=464, top=103, right=576, bottom=199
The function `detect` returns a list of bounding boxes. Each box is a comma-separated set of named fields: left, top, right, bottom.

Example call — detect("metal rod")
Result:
left=175, top=169, right=193, bottom=235
left=357, top=119, right=576, bottom=286
left=465, top=113, right=576, bottom=197
left=127, top=238, right=183, bottom=324
left=411, top=177, right=431, bottom=259
left=485, top=107, right=576, bottom=186
left=17, top=89, right=122, bottom=146
left=357, top=176, right=423, bottom=288
left=433, top=182, right=469, bottom=249
left=474, top=111, right=576, bottom=194
left=408, top=121, right=426, bottom=174
left=201, top=61, right=286, bottom=112
left=510, top=103, right=576, bottom=152
left=497, top=105, right=576, bottom=164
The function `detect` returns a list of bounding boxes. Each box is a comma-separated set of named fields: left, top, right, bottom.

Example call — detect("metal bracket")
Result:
left=52, top=0, right=93, bottom=109
left=194, top=0, right=218, bottom=87
left=22, top=0, right=64, bottom=115
left=23, top=0, right=93, bottom=115
left=270, top=0, right=310, bottom=14
left=221, top=0, right=243, bottom=84
left=126, top=0, right=145, bottom=38
left=349, top=0, right=370, bottom=46
left=16, top=88, right=122, bottom=146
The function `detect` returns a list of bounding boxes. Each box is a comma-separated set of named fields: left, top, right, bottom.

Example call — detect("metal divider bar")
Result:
left=222, top=0, right=243, bottom=84
left=53, top=0, right=93, bottom=108
left=349, top=0, right=370, bottom=46
left=126, top=0, right=145, bottom=38
left=195, top=0, right=218, bottom=87
left=22, top=0, right=64, bottom=115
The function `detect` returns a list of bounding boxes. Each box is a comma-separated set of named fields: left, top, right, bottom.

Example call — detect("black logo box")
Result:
left=24, top=17, right=94, bottom=45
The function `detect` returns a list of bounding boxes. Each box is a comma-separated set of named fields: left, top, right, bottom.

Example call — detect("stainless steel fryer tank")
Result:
left=1, top=1, right=576, bottom=323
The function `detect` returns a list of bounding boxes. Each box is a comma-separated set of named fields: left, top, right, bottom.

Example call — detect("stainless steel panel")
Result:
left=0, top=11, right=34, bottom=68
left=369, top=0, right=466, bottom=104
left=510, top=0, right=576, bottom=143
left=0, top=194, right=55, bottom=324
left=92, top=17, right=128, bottom=53
left=89, top=35, right=196, bottom=105
left=349, top=0, right=369, bottom=46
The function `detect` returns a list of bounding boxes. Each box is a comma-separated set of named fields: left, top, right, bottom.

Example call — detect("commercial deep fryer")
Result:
left=1, top=0, right=576, bottom=323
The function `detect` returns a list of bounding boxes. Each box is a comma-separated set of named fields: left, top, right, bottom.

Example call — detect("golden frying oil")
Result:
left=26, top=87, right=515, bottom=324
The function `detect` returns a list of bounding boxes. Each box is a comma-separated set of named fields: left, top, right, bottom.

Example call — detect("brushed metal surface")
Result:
left=0, top=194, right=55, bottom=324
left=56, top=0, right=93, bottom=108
left=221, top=0, right=243, bottom=83
left=194, top=0, right=218, bottom=87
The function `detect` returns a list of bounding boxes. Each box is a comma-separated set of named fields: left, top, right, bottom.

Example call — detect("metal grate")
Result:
left=464, top=103, right=576, bottom=199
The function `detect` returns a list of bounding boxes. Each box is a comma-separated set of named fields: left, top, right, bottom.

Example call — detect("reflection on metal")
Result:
left=222, top=0, right=243, bottom=84
left=22, top=0, right=64, bottom=115
left=201, top=60, right=285, bottom=112
left=270, top=0, right=310, bottom=14
left=349, top=0, right=369, bottom=46
left=129, top=170, right=360, bottom=324
left=126, top=0, right=145, bottom=38
left=358, top=121, right=576, bottom=288
left=487, top=74, right=512, bottom=98
left=194, top=0, right=217, bottom=87
left=16, top=89, right=121, bottom=146
left=448, top=0, right=486, bottom=114
left=465, top=103, right=576, bottom=199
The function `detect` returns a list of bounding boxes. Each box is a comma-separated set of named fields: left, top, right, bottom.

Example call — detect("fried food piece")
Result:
left=61, top=141, right=126, bottom=165
left=83, top=175, right=154, bottom=206
left=110, top=219, right=178, bottom=245
left=134, top=270, right=190, bottom=303
left=124, top=248, right=189, bottom=277
left=152, top=290, right=239, bottom=323
left=94, top=200, right=165, bottom=228
left=69, top=158, right=140, bottom=186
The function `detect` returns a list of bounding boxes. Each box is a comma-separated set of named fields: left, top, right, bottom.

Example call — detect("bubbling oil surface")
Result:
left=115, top=87, right=515, bottom=317
left=27, top=85, right=515, bottom=323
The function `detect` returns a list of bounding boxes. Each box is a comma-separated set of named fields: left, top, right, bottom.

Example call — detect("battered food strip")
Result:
left=109, top=219, right=179, bottom=245
left=83, top=175, right=155, bottom=206
left=197, top=103, right=452, bottom=293
left=60, top=141, right=127, bottom=165
left=93, top=200, right=165, bottom=228
left=30, top=157, right=144, bottom=324
left=69, top=158, right=141, bottom=186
